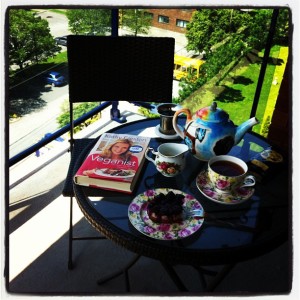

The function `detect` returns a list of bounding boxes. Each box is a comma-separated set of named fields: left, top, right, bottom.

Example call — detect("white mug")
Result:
left=145, top=143, right=188, bottom=177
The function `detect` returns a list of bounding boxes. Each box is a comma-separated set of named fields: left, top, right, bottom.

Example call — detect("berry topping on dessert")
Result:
left=147, top=191, right=185, bottom=223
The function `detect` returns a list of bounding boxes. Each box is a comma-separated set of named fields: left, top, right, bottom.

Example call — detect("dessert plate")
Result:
left=128, top=188, right=204, bottom=240
left=196, top=170, right=255, bottom=205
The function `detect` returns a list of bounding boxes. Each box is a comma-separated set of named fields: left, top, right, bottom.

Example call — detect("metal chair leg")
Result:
left=68, top=196, right=74, bottom=270
left=67, top=194, right=107, bottom=270
left=160, top=261, right=188, bottom=292
left=205, top=264, right=235, bottom=292
left=97, top=254, right=141, bottom=291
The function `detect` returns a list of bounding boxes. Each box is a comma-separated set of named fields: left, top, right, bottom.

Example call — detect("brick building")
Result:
left=146, top=9, right=195, bottom=33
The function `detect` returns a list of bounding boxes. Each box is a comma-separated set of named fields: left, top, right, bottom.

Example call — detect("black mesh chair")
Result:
left=62, top=35, right=175, bottom=269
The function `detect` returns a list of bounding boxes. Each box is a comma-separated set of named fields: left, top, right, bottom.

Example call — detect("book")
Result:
left=74, top=133, right=151, bottom=193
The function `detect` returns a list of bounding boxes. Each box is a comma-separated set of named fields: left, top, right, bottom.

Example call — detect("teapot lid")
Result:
left=196, top=102, right=229, bottom=123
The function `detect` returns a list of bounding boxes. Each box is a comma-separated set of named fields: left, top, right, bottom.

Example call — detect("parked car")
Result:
left=45, top=71, right=66, bottom=87
left=55, top=36, right=68, bottom=46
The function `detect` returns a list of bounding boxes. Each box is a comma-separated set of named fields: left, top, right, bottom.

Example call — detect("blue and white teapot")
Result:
left=172, top=102, right=259, bottom=161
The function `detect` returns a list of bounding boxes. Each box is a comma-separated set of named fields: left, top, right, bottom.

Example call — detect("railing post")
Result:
left=250, top=9, right=279, bottom=118
left=110, top=8, right=127, bottom=123
left=111, top=8, right=119, bottom=37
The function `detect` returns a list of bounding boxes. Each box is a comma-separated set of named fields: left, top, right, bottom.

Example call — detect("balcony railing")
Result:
left=8, top=8, right=283, bottom=169
left=9, top=101, right=112, bottom=167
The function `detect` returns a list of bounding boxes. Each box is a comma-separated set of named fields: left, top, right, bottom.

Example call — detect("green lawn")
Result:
left=44, top=51, right=68, bottom=64
left=10, top=51, right=68, bottom=87
left=182, top=45, right=288, bottom=135
left=216, top=54, right=276, bottom=134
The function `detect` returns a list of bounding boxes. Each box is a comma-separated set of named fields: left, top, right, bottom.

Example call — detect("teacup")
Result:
left=208, top=155, right=255, bottom=194
left=145, top=143, right=189, bottom=177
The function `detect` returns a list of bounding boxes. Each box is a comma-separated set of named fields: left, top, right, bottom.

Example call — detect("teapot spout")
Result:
left=235, top=117, right=259, bottom=145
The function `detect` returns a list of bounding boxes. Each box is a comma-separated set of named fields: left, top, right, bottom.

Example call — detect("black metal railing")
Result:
left=8, top=8, right=280, bottom=170
left=8, top=101, right=155, bottom=167
left=8, top=101, right=112, bottom=167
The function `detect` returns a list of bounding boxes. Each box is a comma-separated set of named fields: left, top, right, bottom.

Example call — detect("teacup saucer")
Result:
left=154, top=125, right=181, bottom=140
left=196, top=170, right=255, bottom=205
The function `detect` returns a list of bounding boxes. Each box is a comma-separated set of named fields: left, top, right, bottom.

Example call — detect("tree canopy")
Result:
left=176, top=8, right=289, bottom=103
left=186, top=8, right=289, bottom=55
left=120, top=9, right=152, bottom=36
left=66, top=9, right=111, bottom=35
left=9, top=9, right=59, bottom=70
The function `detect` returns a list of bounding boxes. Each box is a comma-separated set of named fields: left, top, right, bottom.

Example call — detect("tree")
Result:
left=175, top=8, right=289, bottom=104
left=57, top=101, right=101, bottom=133
left=186, top=10, right=225, bottom=54
left=9, top=9, right=59, bottom=69
left=243, top=9, right=273, bottom=51
left=177, top=9, right=268, bottom=103
left=186, top=9, right=252, bottom=55
left=274, top=9, right=290, bottom=45
left=186, top=8, right=289, bottom=55
left=120, top=9, right=152, bottom=36
left=66, top=9, right=111, bottom=35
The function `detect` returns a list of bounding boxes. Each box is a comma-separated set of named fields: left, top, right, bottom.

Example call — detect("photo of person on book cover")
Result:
left=82, top=138, right=139, bottom=178
left=74, top=133, right=151, bottom=191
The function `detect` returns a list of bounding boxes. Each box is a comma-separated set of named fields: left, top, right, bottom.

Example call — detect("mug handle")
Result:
left=145, top=147, right=157, bottom=165
left=241, top=175, right=256, bottom=188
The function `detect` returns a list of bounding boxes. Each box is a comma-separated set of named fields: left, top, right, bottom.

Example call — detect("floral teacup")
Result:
left=208, top=155, right=255, bottom=194
left=145, top=143, right=188, bottom=177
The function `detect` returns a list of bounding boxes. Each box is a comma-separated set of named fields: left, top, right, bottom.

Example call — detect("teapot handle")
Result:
left=172, top=108, right=193, bottom=139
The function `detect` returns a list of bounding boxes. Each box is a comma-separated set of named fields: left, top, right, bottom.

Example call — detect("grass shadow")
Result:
left=232, top=75, right=254, bottom=85
left=214, top=86, right=244, bottom=103
left=253, top=57, right=285, bottom=66
left=268, top=57, right=284, bottom=66
left=246, top=50, right=284, bottom=66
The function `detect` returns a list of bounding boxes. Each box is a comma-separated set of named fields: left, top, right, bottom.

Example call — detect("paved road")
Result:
left=9, top=93, right=68, bottom=158
left=36, top=10, right=71, bottom=37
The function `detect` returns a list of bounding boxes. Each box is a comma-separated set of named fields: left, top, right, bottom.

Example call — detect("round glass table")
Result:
left=72, top=117, right=290, bottom=289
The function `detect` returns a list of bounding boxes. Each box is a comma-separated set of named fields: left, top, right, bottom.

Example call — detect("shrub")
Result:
left=57, top=101, right=101, bottom=133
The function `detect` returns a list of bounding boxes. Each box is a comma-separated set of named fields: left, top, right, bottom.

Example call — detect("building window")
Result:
left=176, top=19, right=188, bottom=28
left=158, top=15, right=169, bottom=24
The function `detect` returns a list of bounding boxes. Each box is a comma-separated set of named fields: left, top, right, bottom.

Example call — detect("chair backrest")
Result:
left=67, top=35, right=175, bottom=103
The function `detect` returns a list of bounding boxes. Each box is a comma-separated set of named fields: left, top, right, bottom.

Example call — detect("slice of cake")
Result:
left=147, top=191, right=185, bottom=224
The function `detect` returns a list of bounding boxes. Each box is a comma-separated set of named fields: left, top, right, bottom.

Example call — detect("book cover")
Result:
left=74, top=133, right=151, bottom=193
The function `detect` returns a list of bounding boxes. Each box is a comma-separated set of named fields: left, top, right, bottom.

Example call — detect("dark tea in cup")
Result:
left=210, top=160, right=245, bottom=177
left=208, top=155, right=255, bottom=194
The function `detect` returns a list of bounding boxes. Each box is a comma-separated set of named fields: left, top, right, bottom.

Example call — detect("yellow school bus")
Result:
left=173, top=54, right=205, bottom=81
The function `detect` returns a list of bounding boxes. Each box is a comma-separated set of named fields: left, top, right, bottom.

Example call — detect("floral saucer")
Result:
left=196, top=170, right=255, bottom=205
left=128, top=188, right=204, bottom=240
